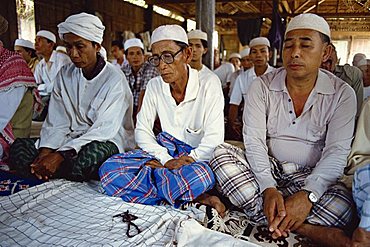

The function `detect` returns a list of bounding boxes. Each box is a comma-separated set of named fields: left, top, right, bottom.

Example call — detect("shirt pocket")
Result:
left=184, top=127, right=204, bottom=148
left=307, top=123, right=327, bottom=142
left=266, top=115, right=278, bottom=136
left=87, top=98, right=104, bottom=121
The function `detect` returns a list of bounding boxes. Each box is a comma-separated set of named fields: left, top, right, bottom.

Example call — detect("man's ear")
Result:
left=184, top=46, right=193, bottom=64
left=203, top=47, right=208, bottom=55
left=95, top=43, right=101, bottom=53
left=322, top=44, right=333, bottom=63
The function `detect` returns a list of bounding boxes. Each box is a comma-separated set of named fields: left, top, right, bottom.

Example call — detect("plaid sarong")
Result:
left=353, top=164, right=370, bottom=231
left=99, top=132, right=215, bottom=207
left=210, top=143, right=354, bottom=228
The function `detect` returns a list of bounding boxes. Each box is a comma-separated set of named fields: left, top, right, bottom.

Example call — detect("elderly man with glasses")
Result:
left=100, top=24, right=226, bottom=220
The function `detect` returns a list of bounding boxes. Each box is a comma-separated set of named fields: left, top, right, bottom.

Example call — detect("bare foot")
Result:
left=350, top=227, right=370, bottom=247
left=196, top=193, right=226, bottom=217
left=296, top=223, right=351, bottom=247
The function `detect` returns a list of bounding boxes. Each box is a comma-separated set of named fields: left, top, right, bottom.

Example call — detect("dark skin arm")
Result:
left=263, top=187, right=287, bottom=238
left=31, top=149, right=64, bottom=180
left=145, top=156, right=195, bottom=170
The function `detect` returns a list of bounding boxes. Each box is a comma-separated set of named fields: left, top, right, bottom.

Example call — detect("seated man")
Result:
left=99, top=25, right=225, bottom=214
left=9, top=12, right=135, bottom=182
left=0, top=15, right=41, bottom=168
left=321, top=43, right=363, bottom=118
left=187, top=29, right=216, bottom=80
left=121, top=38, right=159, bottom=119
left=228, top=37, right=275, bottom=140
left=33, top=30, right=72, bottom=121
left=345, top=97, right=370, bottom=247
left=14, top=38, right=39, bottom=73
left=210, top=14, right=357, bottom=246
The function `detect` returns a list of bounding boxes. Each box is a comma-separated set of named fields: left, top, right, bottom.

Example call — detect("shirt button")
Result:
left=288, top=99, right=292, bottom=102
left=289, top=110, right=293, bottom=114
left=292, top=121, right=296, bottom=124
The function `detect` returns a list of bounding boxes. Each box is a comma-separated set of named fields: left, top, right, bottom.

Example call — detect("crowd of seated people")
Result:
left=0, top=11, right=369, bottom=247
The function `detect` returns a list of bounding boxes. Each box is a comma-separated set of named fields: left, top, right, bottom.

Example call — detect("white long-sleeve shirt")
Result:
left=135, top=66, right=224, bottom=164
left=243, top=68, right=356, bottom=198
left=38, top=62, right=135, bottom=153
left=34, top=51, right=72, bottom=96
left=230, top=65, right=275, bottom=106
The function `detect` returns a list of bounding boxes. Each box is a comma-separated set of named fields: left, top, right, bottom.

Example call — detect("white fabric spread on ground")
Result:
left=0, top=180, right=254, bottom=246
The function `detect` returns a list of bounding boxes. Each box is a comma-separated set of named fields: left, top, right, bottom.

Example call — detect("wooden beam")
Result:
left=295, top=0, right=311, bottom=13
left=213, top=12, right=370, bottom=19
left=146, top=0, right=247, bottom=4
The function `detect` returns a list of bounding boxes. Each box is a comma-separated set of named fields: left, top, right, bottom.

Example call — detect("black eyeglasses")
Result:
left=148, top=47, right=184, bottom=67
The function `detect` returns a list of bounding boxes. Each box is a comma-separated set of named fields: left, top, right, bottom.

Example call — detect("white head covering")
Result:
left=353, top=53, right=367, bottom=67
left=36, top=30, right=56, bottom=43
left=150, top=25, right=188, bottom=46
left=124, top=38, right=144, bottom=50
left=228, top=53, right=241, bottom=60
left=285, top=13, right=331, bottom=40
left=239, top=47, right=250, bottom=58
left=357, top=58, right=370, bottom=67
left=56, top=46, right=67, bottom=53
left=58, top=12, right=105, bottom=44
left=99, top=46, right=107, bottom=61
left=14, top=39, right=35, bottom=50
left=187, top=29, right=207, bottom=41
left=249, top=37, right=270, bottom=48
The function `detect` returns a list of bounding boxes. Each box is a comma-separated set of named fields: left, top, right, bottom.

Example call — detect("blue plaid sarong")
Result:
left=353, top=164, right=370, bottom=231
left=99, top=132, right=215, bottom=207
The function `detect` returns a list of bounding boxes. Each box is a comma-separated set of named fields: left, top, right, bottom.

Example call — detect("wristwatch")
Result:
left=302, top=190, right=318, bottom=204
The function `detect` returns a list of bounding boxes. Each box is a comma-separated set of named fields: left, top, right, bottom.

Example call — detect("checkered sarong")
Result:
left=99, top=132, right=215, bottom=208
left=210, top=143, right=354, bottom=228
left=353, top=164, right=370, bottom=231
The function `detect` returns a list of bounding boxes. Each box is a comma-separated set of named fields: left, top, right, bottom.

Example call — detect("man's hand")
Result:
left=164, top=156, right=195, bottom=170
left=30, top=152, right=64, bottom=180
left=33, top=148, right=54, bottom=164
left=275, top=191, right=313, bottom=238
left=145, top=159, right=163, bottom=169
left=263, top=187, right=286, bottom=237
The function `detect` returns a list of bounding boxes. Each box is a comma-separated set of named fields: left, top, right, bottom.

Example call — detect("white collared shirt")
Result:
left=34, top=51, right=72, bottom=96
left=230, top=65, right=275, bottom=105
left=198, top=64, right=217, bottom=82
left=244, top=67, right=356, bottom=198
left=135, top=66, right=224, bottom=164
left=38, top=62, right=135, bottom=153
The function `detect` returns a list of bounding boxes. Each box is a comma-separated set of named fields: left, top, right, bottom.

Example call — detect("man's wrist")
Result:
left=301, top=189, right=318, bottom=204
left=58, top=150, right=77, bottom=160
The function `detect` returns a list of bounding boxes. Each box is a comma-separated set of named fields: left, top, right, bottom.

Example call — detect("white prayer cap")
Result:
left=99, top=46, right=107, bottom=61
left=228, top=53, right=241, bottom=60
left=285, top=13, right=331, bottom=40
left=14, top=39, right=34, bottom=50
left=36, top=30, right=56, bottom=43
left=357, top=58, right=370, bottom=67
left=239, top=47, right=250, bottom=58
left=58, top=12, right=105, bottom=44
left=249, top=37, right=270, bottom=48
left=124, top=38, right=144, bottom=50
left=56, top=46, right=67, bottom=53
left=187, top=29, right=207, bottom=42
left=353, top=53, right=366, bottom=67
left=150, top=25, right=188, bottom=46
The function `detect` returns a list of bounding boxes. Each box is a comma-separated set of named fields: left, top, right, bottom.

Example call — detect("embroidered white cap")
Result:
left=228, top=53, right=241, bottom=60
left=124, top=38, right=144, bottom=50
left=187, top=29, right=207, bottom=42
left=285, top=13, right=331, bottom=40
left=14, top=39, right=35, bottom=50
left=150, top=24, right=188, bottom=46
left=56, top=46, right=67, bottom=53
left=36, top=30, right=56, bottom=43
left=239, top=47, right=250, bottom=58
left=249, top=37, right=270, bottom=48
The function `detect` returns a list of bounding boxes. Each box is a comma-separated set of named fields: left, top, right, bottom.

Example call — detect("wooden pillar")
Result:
left=197, top=0, right=215, bottom=69
left=0, top=0, right=18, bottom=49
left=144, top=4, right=153, bottom=31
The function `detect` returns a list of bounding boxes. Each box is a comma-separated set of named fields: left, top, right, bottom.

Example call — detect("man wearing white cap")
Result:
left=352, top=53, right=366, bottom=68
left=122, top=37, right=159, bottom=119
left=357, top=58, right=370, bottom=100
left=33, top=29, right=71, bottom=120
left=187, top=29, right=216, bottom=81
left=111, top=40, right=128, bottom=70
left=227, top=37, right=275, bottom=140
left=14, top=39, right=39, bottom=73
left=10, top=12, right=135, bottom=183
left=211, top=13, right=357, bottom=245
left=100, top=24, right=226, bottom=222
